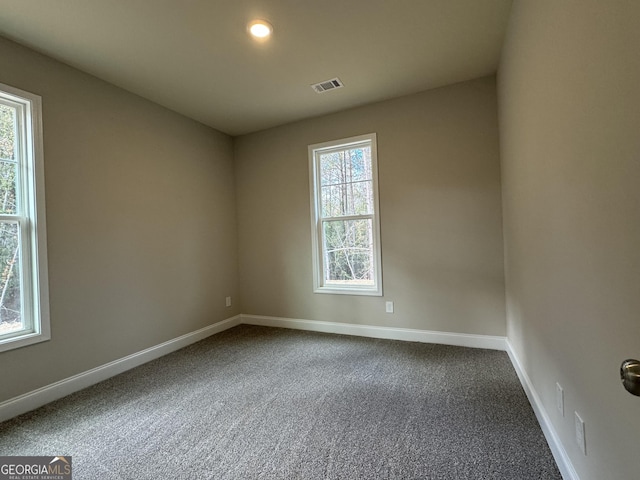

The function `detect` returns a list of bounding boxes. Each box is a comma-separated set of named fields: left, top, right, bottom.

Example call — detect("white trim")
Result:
left=241, top=314, right=506, bottom=351
left=506, top=340, right=580, bottom=480
left=0, top=315, right=241, bottom=423
left=0, top=310, right=571, bottom=480
left=0, top=82, right=50, bottom=353
left=308, top=133, right=383, bottom=296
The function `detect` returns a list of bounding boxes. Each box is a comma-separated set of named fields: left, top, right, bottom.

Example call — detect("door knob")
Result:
left=621, top=359, right=640, bottom=396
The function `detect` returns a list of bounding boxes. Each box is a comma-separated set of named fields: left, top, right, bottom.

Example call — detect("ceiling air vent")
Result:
left=311, top=77, right=344, bottom=93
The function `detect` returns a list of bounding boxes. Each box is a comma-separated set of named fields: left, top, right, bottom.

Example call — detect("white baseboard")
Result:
left=505, top=340, right=579, bottom=480
left=241, top=314, right=507, bottom=351
left=0, top=315, right=242, bottom=423
left=1, top=311, right=571, bottom=480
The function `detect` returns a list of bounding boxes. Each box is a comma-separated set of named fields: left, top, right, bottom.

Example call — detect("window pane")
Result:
left=321, top=180, right=373, bottom=217
left=347, top=146, right=372, bottom=182
left=319, top=146, right=372, bottom=186
left=319, top=144, right=374, bottom=218
left=321, top=184, right=343, bottom=217
left=319, top=151, right=343, bottom=186
left=0, top=161, right=17, bottom=214
left=322, top=218, right=374, bottom=285
left=0, top=222, right=23, bottom=334
left=0, top=103, right=16, bottom=162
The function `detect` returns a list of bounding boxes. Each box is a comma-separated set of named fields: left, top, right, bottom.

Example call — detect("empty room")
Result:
left=0, top=1, right=638, bottom=479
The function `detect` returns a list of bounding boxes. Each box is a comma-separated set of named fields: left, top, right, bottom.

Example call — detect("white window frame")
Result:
left=308, top=133, right=383, bottom=296
left=0, top=82, right=50, bottom=352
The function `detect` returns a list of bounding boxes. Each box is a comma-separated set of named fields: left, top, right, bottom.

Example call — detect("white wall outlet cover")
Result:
left=385, top=301, right=394, bottom=313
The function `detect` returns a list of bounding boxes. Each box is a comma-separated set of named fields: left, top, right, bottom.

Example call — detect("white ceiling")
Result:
left=0, top=0, right=512, bottom=136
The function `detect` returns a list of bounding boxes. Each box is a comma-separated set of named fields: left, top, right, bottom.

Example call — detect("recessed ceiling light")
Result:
left=248, top=20, right=273, bottom=40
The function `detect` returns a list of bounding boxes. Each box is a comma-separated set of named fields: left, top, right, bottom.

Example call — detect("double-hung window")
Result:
left=0, top=82, right=50, bottom=352
left=309, top=133, right=382, bottom=296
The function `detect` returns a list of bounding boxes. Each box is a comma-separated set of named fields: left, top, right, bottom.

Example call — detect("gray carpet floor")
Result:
left=0, top=325, right=562, bottom=479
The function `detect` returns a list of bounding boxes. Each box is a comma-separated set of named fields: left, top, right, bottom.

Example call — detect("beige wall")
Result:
left=0, top=37, right=240, bottom=402
left=499, top=2, right=640, bottom=479
left=235, top=76, right=505, bottom=335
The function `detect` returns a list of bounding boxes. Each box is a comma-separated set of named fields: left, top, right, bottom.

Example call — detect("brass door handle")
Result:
left=621, top=359, right=640, bottom=396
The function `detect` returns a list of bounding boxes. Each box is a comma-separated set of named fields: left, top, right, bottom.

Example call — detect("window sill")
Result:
left=0, top=330, right=50, bottom=353
left=313, top=286, right=383, bottom=297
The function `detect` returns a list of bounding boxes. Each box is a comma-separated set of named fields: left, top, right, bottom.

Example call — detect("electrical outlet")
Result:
left=385, top=301, right=394, bottom=313
left=575, top=411, right=586, bottom=455
left=225, top=296, right=232, bottom=307
left=556, top=383, right=564, bottom=417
